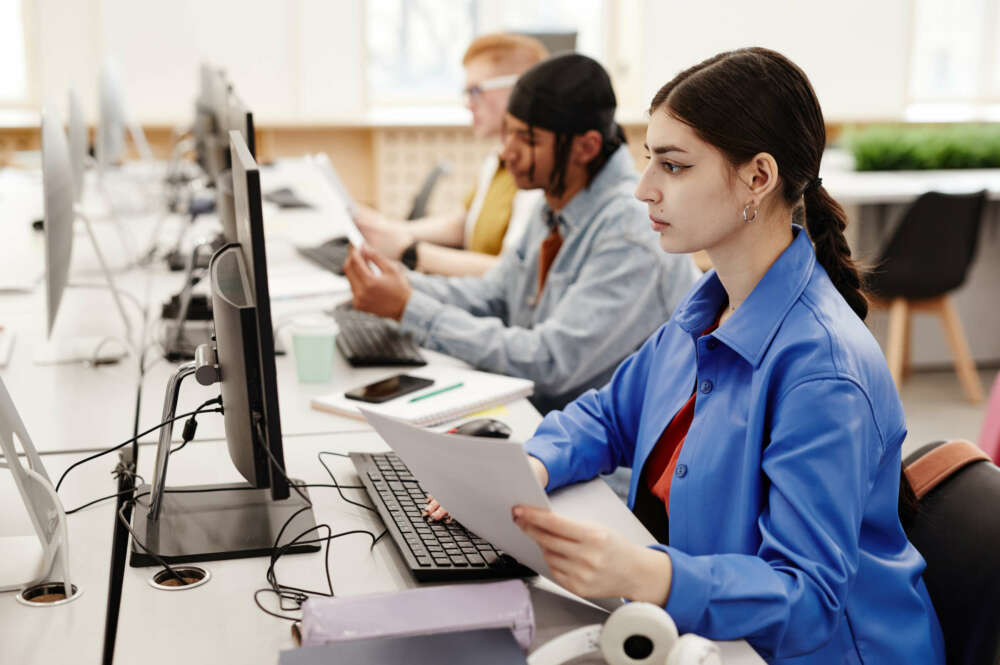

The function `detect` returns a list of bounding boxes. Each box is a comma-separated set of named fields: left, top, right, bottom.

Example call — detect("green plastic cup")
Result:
left=290, top=318, right=337, bottom=383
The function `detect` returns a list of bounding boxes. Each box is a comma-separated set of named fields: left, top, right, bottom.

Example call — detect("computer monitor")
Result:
left=194, top=65, right=231, bottom=186
left=66, top=89, right=87, bottom=203
left=130, top=131, right=316, bottom=566
left=39, top=110, right=133, bottom=362
left=226, top=92, right=256, bottom=163
left=215, top=92, right=256, bottom=242
left=225, top=129, right=285, bottom=498
left=96, top=61, right=126, bottom=172
left=96, top=59, right=153, bottom=171
left=41, top=109, right=76, bottom=338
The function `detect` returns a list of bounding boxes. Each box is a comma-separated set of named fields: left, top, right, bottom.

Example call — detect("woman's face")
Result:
left=635, top=108, right=747, bottom=255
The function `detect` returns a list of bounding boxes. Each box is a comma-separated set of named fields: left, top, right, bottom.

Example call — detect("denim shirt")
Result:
left=525, top=228, right=945, bottom=664
left=401, top=146, right=700, bottom=412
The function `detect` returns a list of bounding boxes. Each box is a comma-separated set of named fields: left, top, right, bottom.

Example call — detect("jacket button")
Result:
left=700, top=380, right=713, bottom=394
left=675, top=464, right=687, bottom=478
left=706, top=338, right=719, bottom=350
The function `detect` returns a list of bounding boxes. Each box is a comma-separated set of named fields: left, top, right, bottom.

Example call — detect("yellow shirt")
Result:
left=463, top=164, right=518, bottom=256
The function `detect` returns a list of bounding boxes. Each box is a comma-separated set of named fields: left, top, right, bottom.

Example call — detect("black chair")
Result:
left=903, top=439, right=1000, bottom=665
left=405, top=160, right=453, bottom=220
left=868, top=191, right=987, bottom=402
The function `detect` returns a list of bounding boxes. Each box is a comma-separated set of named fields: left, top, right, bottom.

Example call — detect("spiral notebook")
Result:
left=310, top=367, right=534, bottom=426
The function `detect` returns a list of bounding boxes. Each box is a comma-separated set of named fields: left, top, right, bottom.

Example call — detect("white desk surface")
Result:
left=0, top=449, right=121, bottom=665
left=113, top=431, right=763, bottom=665
left=821, top=148, right=1000, bottom=205
left=1, top=287, right=146, bottom=455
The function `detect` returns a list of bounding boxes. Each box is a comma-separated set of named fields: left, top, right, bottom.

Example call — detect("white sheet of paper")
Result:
left=307, top=153, right=365, bottom=248
left=361, top=410, right=657, bottom=591
left=267, top=265, right=350, bottom=301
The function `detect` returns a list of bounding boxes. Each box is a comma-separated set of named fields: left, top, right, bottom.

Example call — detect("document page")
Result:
left=361, top=410, right=656, bottom=589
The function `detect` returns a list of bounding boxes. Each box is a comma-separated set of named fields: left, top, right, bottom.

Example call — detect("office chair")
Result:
left=406, top=160, right=452, bottom=220
left=903, top=439, right=1000, bottom=665
left=867, top=190, right=987, bottom=403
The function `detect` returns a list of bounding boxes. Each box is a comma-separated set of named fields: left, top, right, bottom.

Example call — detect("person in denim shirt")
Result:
left=344, top=54, right=699, bottom=413
left=483, top=49, right=944, bottom=663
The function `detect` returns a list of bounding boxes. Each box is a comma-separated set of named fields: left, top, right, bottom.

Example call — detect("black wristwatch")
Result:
left=400, top=241, right=419, bottom=270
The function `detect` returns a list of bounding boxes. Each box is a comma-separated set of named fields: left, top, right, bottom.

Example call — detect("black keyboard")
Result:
left=331, top=305, right=426, bottom=366
left=297, top=236, right=350, bottom=274
left=350, top=452, right=535, bottom=582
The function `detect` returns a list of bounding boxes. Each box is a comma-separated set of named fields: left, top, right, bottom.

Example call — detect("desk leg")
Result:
left=101, top=447, right=137, bottom=665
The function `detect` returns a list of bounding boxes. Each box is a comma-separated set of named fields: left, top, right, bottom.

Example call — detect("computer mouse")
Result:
left=448, top=418, right=512, bottom=439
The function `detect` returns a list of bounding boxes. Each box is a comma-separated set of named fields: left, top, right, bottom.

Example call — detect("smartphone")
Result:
left=344, top=374, right=435, bottom=404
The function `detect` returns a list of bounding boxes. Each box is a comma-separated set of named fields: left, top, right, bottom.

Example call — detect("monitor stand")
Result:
left=129, top=346, right=319, bottom=567
left=129, top=481, right=319, bottom=567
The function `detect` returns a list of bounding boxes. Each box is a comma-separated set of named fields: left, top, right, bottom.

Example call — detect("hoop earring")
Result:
left=742, top=203, right=758, bottom=223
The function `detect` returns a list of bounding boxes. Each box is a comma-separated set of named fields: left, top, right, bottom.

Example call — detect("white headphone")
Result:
left=527, top=602, right=720, bottom=665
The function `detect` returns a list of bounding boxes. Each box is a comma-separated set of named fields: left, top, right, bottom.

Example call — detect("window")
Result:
left=365, top=0, right=606, bottom=108
left=0, top=0, right=30, bottom=104
left=907, top=0, right=1000, bottom=120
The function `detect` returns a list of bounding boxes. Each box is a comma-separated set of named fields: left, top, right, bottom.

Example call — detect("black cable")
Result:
left=169, top=396, right=222, bottom=455
left=317, top=451, right=379, bottom=514
left=54, top=406, right=223, bottom=492
left=115, top=492, right=188, bottom=586
left=65, top=474, right=147, bottom=515
left=248, top=424, right=391, bottom=619
left=253, top=527, right=386, bottom=621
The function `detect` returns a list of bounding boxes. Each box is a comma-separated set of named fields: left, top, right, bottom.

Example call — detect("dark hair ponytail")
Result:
left=803, top=186, right=868, bottom=319
left=649, top=47, right=868, bottom=320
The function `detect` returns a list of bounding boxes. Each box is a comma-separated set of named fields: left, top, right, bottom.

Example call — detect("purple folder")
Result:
left=300, top=579, right=535, bottom=651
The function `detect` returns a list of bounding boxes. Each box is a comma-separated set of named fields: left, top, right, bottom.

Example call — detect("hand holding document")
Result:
left=361, top=410, right=655, bottom=591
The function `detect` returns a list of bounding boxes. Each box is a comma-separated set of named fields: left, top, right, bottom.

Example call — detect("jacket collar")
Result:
left=543, top=145, right=635, bottom=232
left=672, top=226, right=816, bottom=367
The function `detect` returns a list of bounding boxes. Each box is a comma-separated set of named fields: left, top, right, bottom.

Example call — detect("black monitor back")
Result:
left=225, top=131, right=288, bottom=500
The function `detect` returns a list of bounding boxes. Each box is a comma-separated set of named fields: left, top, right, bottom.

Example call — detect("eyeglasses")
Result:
left=463, top=74, right=519, bottom=100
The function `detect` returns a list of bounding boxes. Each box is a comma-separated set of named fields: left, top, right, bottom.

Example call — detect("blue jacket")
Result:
left=524, top=228, right=945, bottom=664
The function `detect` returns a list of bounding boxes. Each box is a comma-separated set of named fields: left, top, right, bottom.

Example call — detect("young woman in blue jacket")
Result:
left=428, top=47, right=945, bottom=664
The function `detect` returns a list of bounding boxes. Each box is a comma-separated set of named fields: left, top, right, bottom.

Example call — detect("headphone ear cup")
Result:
left=666, top=634, right=721, bottom=665
left=599, top=602, right=678, bottom=665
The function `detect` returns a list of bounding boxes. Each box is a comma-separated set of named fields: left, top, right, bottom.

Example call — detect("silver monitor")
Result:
left=66, top=89, right=87, bottom=203
left=195, top=65, right=230, bottom=185
left=41, top=109, right=75, bottom=338
left=215, top=91, right=256, bottom=242
left=39, top=110, right=133, bottom=360
left=96, top=59, right=152, bottom=171
left=96, top=61, right=126, bottom=171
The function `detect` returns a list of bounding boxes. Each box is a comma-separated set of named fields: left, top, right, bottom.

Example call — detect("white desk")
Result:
left=113, top=431, right=764, bottom=665
left=0, top=449, right=120, bottom=664
left=823, top=165, right=1000, bottom=206
left=1, top=286, right=146, bottom=455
